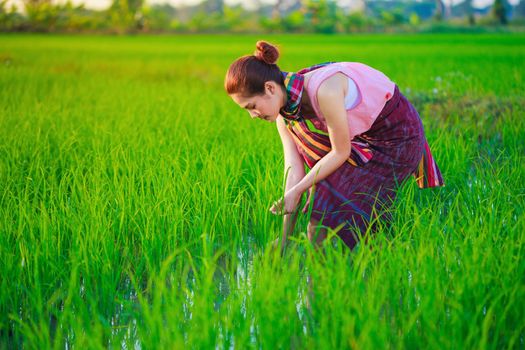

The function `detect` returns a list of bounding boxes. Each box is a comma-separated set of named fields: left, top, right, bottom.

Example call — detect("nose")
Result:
left=249, top=110, right=260, bottom=119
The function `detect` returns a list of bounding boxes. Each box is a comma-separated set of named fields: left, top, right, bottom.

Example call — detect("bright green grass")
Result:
left=1, top=33, right=524, bottom=349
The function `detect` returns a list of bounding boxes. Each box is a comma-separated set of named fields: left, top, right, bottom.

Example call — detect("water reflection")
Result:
left=7, top=237, right=318, bottom=348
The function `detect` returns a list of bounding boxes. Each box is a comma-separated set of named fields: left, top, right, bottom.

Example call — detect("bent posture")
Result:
left=225, top=41, right=443, bottom=249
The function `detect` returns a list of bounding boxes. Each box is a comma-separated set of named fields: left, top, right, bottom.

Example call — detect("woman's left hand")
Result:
left=270, top=187, right=302, bottom=215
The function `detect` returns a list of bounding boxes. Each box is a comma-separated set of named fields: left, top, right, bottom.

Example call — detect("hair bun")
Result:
left=254, top=41, right=280, bottom=65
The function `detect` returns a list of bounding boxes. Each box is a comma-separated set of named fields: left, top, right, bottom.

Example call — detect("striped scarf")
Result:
left=280, top=62, right=333, bottom=121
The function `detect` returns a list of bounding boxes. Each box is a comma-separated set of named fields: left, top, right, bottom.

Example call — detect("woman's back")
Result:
left=303, top=62, right=396, bottom=139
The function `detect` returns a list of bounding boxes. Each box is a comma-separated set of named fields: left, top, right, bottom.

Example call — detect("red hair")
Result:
left=225, top=41, right=284, bottom=96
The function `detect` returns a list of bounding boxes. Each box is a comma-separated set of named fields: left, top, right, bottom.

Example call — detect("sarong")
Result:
left=285, top=86, right=443, bottom=249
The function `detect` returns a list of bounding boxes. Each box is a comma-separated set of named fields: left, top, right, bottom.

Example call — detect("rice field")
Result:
left=0, top=33, right=524, bottom=349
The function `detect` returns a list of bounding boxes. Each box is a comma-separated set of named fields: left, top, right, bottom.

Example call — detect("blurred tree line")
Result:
left=1, top=0, right=524, bottom=33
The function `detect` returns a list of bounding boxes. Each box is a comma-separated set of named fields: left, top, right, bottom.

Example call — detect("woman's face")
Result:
left=230, top=81, right=284, bottom=123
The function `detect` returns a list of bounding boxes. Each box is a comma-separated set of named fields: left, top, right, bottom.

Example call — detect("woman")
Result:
left=225, top=41, right=443, bottom=250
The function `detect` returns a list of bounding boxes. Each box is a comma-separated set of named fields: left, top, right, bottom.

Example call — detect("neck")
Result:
left=300, top=73, right=312, bottom=107
left=280, top=71, right=315, bottom=119
left=280, top=79, right=312, bottom=109
left=301, top=90, right=311, bottom=108
left=280, top=85, right=288, bottom=109
left=299, top=86, right=315, bottom=116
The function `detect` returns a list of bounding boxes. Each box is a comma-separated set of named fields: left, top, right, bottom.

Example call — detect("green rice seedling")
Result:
left=0, top=33, right=524, bottom=349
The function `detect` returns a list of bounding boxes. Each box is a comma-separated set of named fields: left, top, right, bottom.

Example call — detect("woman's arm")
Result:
left=276, top=73, right=352, bottom=214
left=275, top=115, right=306, bottom=244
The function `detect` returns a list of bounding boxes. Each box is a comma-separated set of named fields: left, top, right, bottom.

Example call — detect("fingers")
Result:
left=270, top=199, right=286, bottom=215
left=270, top=198, right=300, bottom=216
left=270, top=204, right=281, bottom=215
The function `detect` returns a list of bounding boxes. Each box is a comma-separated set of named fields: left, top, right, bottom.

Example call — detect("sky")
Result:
left=5, top=0, right=517, bottom=13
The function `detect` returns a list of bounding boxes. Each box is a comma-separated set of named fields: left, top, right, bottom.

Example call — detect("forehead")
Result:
left=230, top=93, right=263, bottom=107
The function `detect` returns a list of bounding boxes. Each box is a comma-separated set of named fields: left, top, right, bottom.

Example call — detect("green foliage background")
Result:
left=0, top=34, right=524, bottom=348
left=1, top=0, right=523, bottom=33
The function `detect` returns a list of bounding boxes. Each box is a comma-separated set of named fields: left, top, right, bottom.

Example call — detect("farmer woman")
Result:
left=225, top=41, right=443, bottom=249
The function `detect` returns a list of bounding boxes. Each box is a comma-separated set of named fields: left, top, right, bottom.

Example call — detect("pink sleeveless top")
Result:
left=305, top=62, right=396, bottom=139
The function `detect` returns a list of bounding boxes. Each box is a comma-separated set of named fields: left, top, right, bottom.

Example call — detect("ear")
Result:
left=265, top=81, right=276, bottom=95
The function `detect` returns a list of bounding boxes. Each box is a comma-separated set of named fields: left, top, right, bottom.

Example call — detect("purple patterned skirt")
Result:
left=286, top=86, right=430, bottom=249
